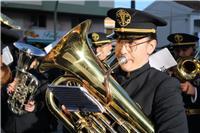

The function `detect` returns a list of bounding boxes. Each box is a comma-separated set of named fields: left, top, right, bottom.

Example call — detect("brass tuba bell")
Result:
left=39, top=20, right=154, bottom=133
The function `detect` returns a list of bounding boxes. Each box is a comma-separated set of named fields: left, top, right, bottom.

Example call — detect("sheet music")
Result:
left=48, top=85, right=105, bottom=113
left=149, top=48, right=177, bottom=71
left=2, top=46, right=13, bottom=65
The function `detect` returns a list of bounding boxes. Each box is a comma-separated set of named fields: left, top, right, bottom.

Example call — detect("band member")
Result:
left=0, top=55, right=12, bottom=133
left=88, top=32, right=113, bottom=61
left=107, top=8, right=188, bottom=132
left=2, top=57, right=55, bottom=133
left=1, top=14, right=20, bottom=133
left=168, top=33, right=200, bottom=133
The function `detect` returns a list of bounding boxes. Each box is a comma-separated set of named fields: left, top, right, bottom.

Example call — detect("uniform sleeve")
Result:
left=152, top=77, right=188, bottom=133
left=195, top=86, right=200, bottom=104
left=192, top=78, right=200, bottom=105
left=191, top=87, right=197, bottom=103
left=34, top=80, right=48, bottom=112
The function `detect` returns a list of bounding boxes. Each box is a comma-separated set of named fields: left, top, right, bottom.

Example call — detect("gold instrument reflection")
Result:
left=176, top=57, right=200, bottom=81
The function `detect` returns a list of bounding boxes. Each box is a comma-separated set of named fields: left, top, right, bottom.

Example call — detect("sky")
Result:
left=115, top=0, right=155, bottom=10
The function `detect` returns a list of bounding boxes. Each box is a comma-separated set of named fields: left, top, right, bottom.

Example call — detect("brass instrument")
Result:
left=39, top=20, right=154, bottom=133
left=7, top=42, right=46, bottom=115
left=176, top=57, right=200, bottom=81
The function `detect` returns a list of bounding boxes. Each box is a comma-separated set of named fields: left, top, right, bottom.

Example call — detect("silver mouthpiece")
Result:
left=107, top=55, right=127, bottom=73
left=118, top=56, right=127, bottom=65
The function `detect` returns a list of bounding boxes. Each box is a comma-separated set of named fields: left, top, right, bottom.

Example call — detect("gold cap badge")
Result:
left=92, top=32, right=99, bottom=42
left=174, top=34, right=183, bottom=43
left=116, top=9, right=131, bottom=27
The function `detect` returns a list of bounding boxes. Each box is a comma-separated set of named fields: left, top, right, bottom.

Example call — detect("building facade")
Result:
left=1, top=1, right=114, bottom=44
left=144, top=1, right=200, bottom=47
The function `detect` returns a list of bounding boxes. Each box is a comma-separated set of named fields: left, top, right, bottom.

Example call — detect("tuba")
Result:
left=7, top=42, right=46, bottom=115
left=39, top=20, right=154, bottom=133
left=176, top=56, right=200, bottom=81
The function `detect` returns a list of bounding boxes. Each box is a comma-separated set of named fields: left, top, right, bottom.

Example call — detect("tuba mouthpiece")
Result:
left=118, top=55, right=127, bottom=65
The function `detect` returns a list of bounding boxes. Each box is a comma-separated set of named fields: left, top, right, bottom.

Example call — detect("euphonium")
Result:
left=7, top=42, right=46, bottom=115
left=39, top=20, right=154, bottom=133
left=176, top=56, right=200, bottom=81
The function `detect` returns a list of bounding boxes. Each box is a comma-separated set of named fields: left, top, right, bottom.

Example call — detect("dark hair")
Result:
left=148, top=33, right=157, bottom=40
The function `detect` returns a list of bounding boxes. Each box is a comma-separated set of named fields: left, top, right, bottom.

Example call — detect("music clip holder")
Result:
left=160, top=66, right=167, bottom=72
left=48, top=85, right=105, bottom=113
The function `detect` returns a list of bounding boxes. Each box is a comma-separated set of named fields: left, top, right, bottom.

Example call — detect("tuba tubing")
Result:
left=40, top=19, right=154, bottom=133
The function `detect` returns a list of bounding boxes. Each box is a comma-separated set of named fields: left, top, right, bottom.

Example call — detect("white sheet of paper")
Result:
left=2, top=46, right=13, bottom=65
left=149, top=48, right=177, bottom=71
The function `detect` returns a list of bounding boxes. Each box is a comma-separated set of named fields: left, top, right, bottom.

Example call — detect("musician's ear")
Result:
left=147, top=39, right=157, bottom=55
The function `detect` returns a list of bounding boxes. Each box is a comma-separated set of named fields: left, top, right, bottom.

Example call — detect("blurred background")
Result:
left=1, top=0, right=200, bottom=48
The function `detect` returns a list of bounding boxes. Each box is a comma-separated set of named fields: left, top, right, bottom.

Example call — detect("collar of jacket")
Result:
left=128, top=62, right=150, bottom=79
left=121, top=62, right=150, bottom=87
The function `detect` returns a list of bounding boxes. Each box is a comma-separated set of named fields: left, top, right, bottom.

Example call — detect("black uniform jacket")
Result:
left=121, top=63, right=188, bottom=133
left=181, top=77, right=200, bottom=133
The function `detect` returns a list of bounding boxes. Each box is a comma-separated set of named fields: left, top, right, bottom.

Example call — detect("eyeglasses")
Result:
left=117, top=38, right=151, bottom=51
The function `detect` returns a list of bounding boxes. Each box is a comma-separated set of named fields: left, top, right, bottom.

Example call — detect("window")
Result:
left=31, top=15, right=46, bottom=28
left=194, top=19, right=200, bottom=36
left=194, top=19, right=200, bottom=27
